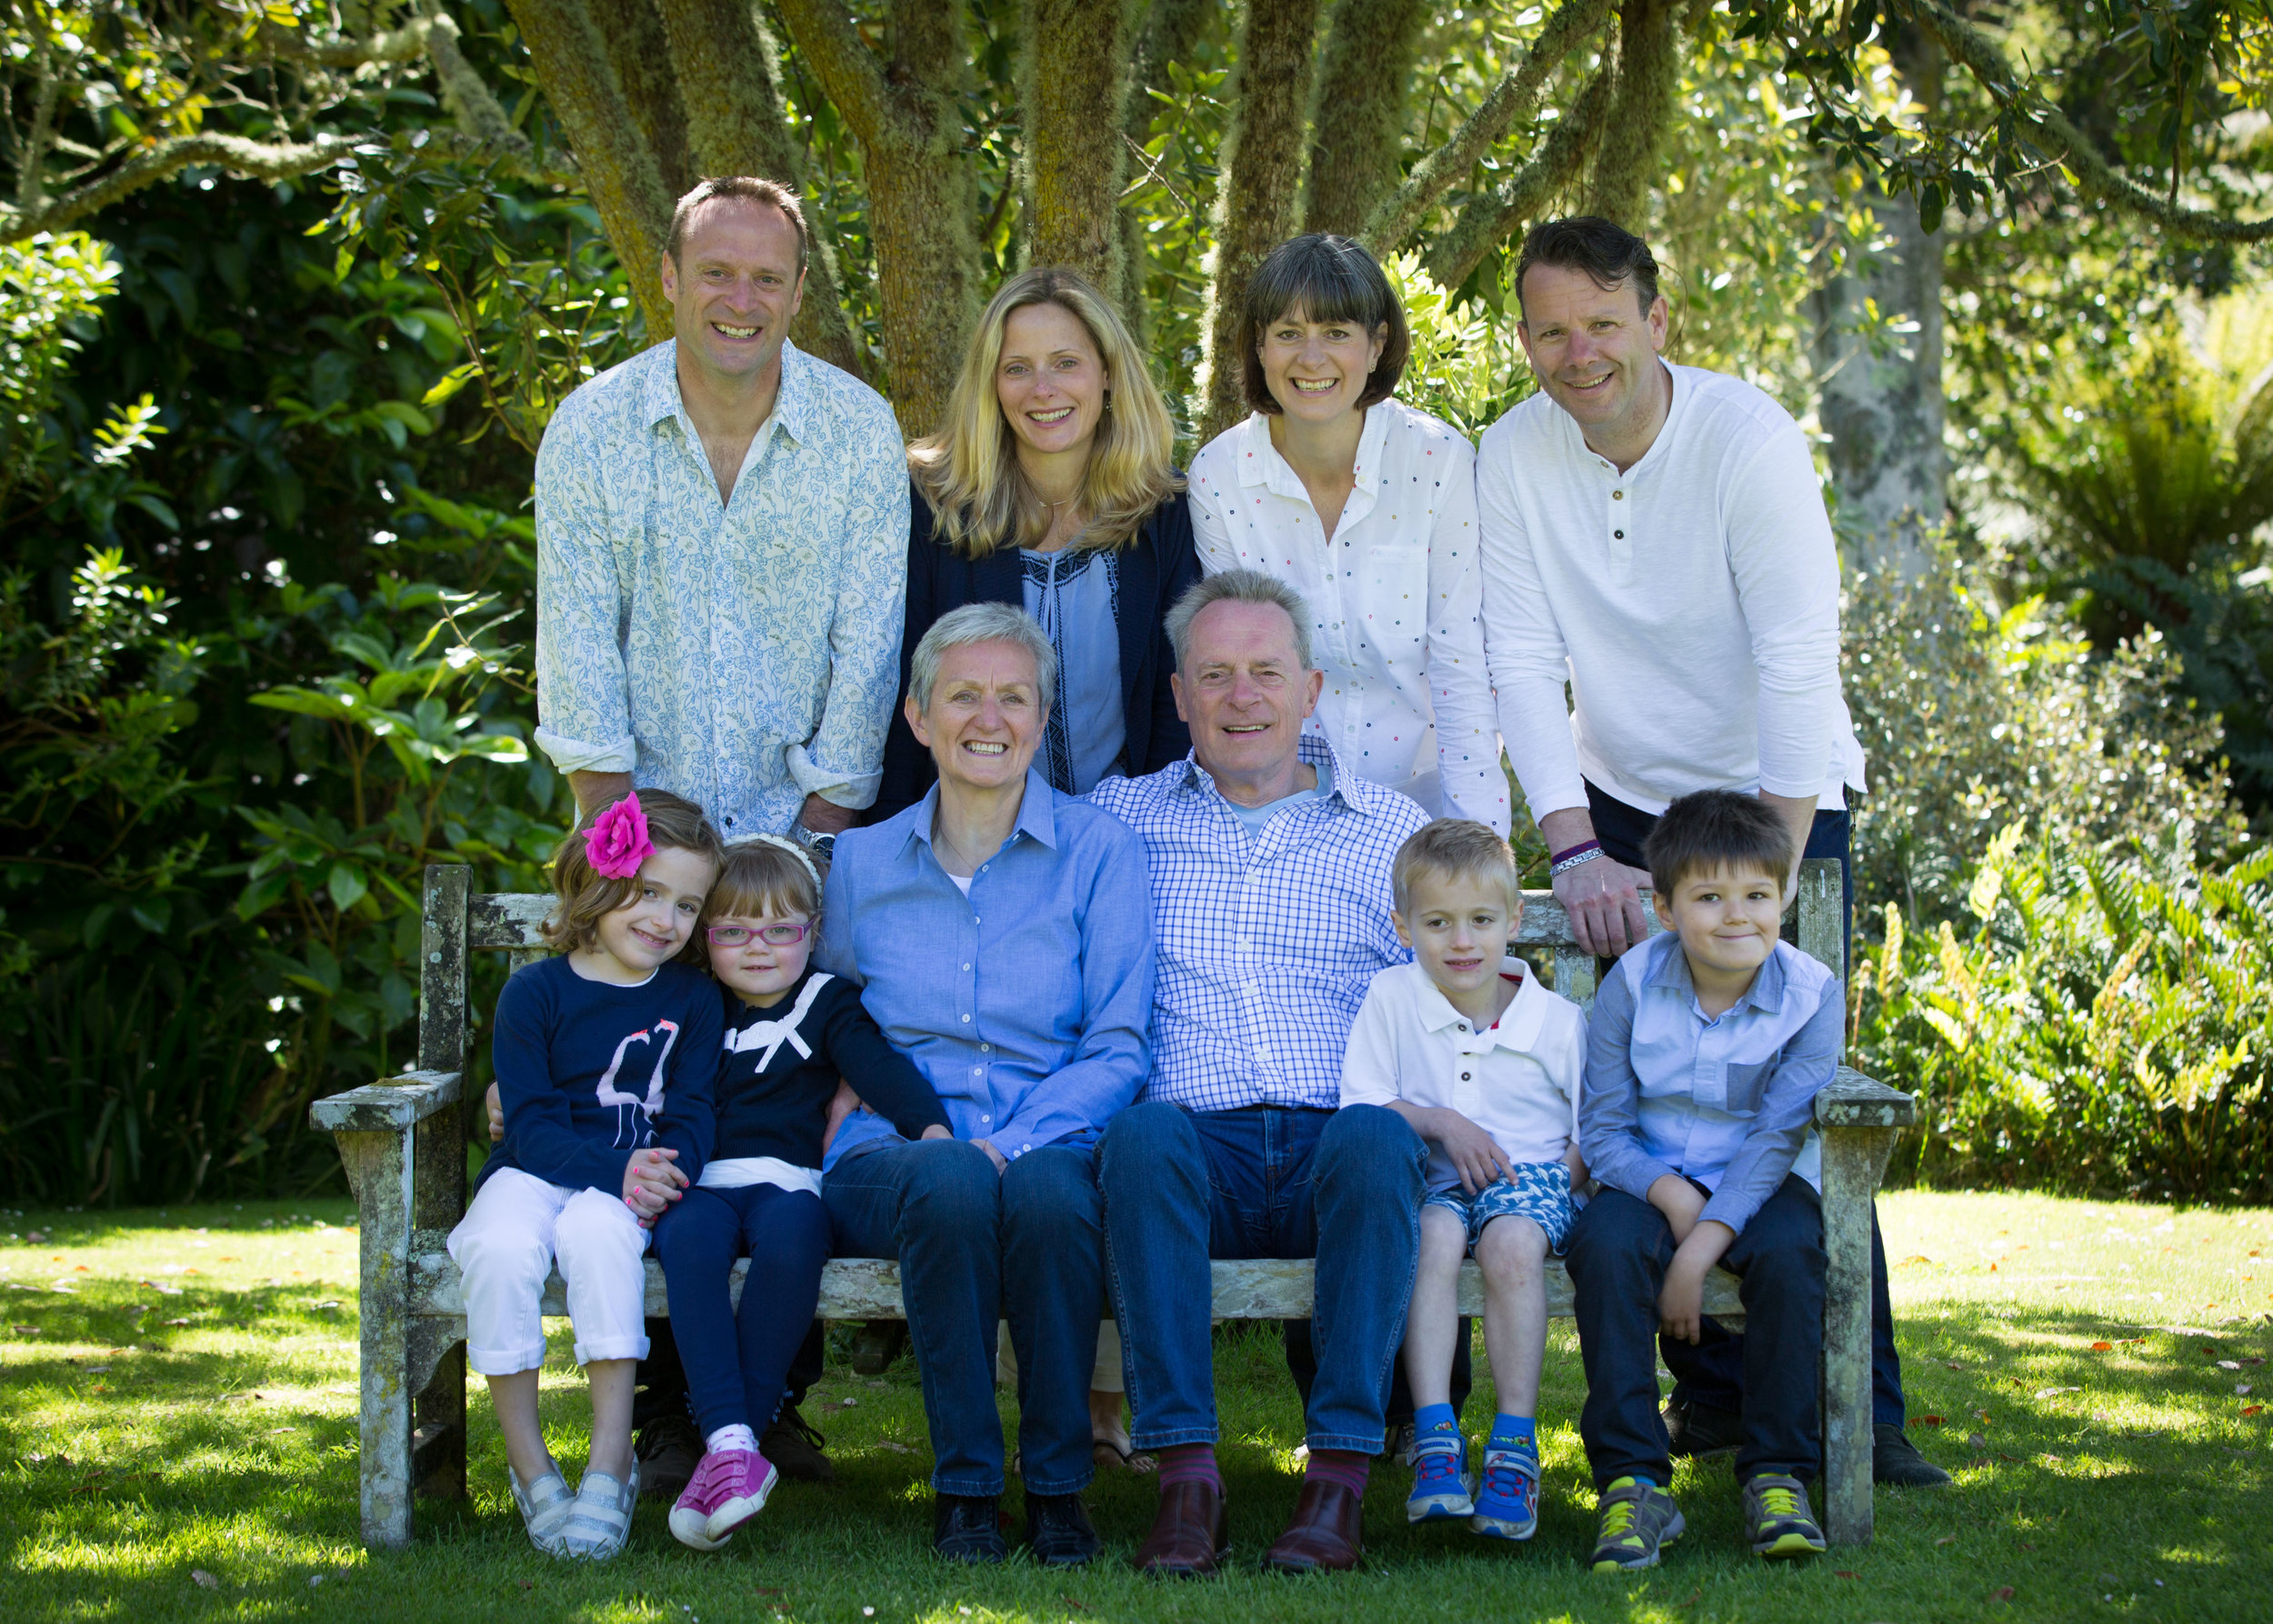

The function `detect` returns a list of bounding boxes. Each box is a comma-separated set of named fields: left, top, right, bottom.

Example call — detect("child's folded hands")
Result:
left=622, top=1146, right=688, bottom=1222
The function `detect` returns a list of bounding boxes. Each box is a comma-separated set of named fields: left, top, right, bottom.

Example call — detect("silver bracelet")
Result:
left=1551, top=847, right=1606, bottom=877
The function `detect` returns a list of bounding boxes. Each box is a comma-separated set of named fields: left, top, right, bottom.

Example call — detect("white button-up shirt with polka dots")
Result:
left=1188, top=402, right=1507, bottom=834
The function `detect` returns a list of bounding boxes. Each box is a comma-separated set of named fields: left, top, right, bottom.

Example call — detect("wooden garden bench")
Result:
left=313, top=858, right=1912, bottom=1550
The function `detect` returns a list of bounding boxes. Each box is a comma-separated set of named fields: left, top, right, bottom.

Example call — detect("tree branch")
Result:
left=2, top=131, right=357, bottom=243
left=1423, top=62, right=1615, bottom=288
left=1358, top=0, right=1616, bottom=255
left=260, top=14, right=449, bottom=68
left=1905, top=0, right=2273, bottom=243
left=423, top=15, right=536, bottom=160
left=1583, top=0, right=1678, bottom=227
left=772, top=0, right=892, bottom=147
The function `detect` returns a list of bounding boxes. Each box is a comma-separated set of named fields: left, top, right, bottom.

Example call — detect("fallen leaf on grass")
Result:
left=2034, top=1387, right=2080, bottom=1398
left=1835, top=1569, right=1857, bottom=1579
left=2244, top=1358, right=2266, bottom=1368
left=1992, top=1587, right=2015, bottom=1603
left=2218, top=1359, right=2242, bottom=1370
left=2241, top=1385, right=2255, bottom=1396
left=1938, top=1536, right=1958, bottom=1546
left=518, top=1579, right=533, bottom=1591
left=1968, top=1431, right=1988, bottom=1449
left=154, top=1286, right=181, bottom=1296
left=311, top=1299, right=341, bottom=1310
left=1060, top=1597, right=1089, bottom=1612
left=1916, top=1414, right=1944, bottom=1426
left=2090, top=1341, right=2113, bottom=1351
left=876, top=1440, right=912, bottom=1453
left=11, top=1326, right=38, bottom=1336
left=162, top=1318, right=189, bottom=1327
left=2243, top=1405, right=2264, bottom=1417
left=191, top=1570, right=218, bottom=1590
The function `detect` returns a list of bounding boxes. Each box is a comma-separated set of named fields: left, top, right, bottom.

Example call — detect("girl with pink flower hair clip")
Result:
left=446, top=787, right=729, bottom=1561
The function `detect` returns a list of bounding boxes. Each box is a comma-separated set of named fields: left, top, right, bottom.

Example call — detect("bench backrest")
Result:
left=412, top=858, right=1847, bottom=1078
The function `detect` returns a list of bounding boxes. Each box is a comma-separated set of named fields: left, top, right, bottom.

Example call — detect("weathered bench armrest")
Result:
left=1815, top=1065, right=1915, bottom=1129
left=311, top=1069, right=464, bottom=1133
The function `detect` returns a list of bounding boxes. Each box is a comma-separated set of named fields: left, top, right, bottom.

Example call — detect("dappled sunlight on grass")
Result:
left=1, top=1192, right=2268, bottom=1620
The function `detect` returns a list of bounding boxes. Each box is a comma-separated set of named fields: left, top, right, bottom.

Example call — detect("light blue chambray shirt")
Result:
left=533, top=339, right=911, bottom=837
left=1578, top=932, right=1844, bottom=1236
left=817, top=768, right=1154, bottom=1167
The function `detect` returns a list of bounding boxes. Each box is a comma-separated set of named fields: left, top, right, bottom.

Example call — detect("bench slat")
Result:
left=311, top=1070, right=463, bottom=1132
left=406, top=1249, right=1745, bottom=1324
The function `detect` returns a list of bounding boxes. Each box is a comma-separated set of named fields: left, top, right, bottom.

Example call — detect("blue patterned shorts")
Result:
left=1423, top=1160, right=1575, bottom=1255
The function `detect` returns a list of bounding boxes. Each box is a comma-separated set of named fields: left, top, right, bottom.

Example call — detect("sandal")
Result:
left=1092, top=1437, right=1157, bottom=1475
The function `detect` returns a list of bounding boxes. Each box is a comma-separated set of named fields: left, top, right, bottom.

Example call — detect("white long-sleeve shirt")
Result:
left=1188, top=403, right=1508, bottom=833
left=1476, top=363, right=1865, bottom=818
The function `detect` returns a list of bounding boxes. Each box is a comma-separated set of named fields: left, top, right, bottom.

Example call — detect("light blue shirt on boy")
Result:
left=818, top=768, right=1154, bottom=1168
left=1578, top=931, right=1843, bottom=1236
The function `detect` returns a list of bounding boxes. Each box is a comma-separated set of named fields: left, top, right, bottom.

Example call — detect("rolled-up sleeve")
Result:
left=989, top=822, right=1155, bottom=1158
left=1577, top=967, right=1680, bottom=1204
left=1476, top=430, right=1587, bottom=819
left=791, top=411, right=912, bottom=809
left=534, top=403, right=637, bottom=775
left=1698, top=981, right=1843, bottom=1235
left=1426, top=438, right=1508, bottom=835
left=1727, top=428, right=1841, bottom=799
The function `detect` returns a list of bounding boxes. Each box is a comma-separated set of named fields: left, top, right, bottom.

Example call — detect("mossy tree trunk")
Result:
left=501, top=0, right=676, bottom=338
left=1197, top=0, right=1325, bottom=445
left=1021, top=0, right=1136, bottom=299
left=599, top=0, right=695, bottom=203
left=655, top=0, right=867, bottom=379
left=1582, top=0, right=1679, bottom=230
left=774, top=0, right=985, bottom=436
left=1301, top=0, right=1427, bottom=239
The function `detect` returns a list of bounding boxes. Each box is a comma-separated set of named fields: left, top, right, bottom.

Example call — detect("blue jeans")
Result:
left=1587, top=779, right=1906, bottom=1427
left=651, top=1182, right=830, bottom=1440
left=1567, top=1178, right=1826, bottom=1486
left=825, top=1137, right=1101, bottom=1497
left=1098, top=1102, right=1427, bottom=1455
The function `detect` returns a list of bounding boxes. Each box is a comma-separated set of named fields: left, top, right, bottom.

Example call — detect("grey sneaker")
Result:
left=1387, top=1420, right=1418, bottom=1468
left=1589, top=1477, right=1684, bottom=1572
left=509, top=1465, right=576, bottom=1555
left=1741, top=1472, right=1827, bottom=1560
left=1875, top=1422, right=1954, bottom=1487
left=558, top=1461, right=640, bottom=1561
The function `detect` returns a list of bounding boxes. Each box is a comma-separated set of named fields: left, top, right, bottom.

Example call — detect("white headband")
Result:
left=744, top=831, right=823, bottom=893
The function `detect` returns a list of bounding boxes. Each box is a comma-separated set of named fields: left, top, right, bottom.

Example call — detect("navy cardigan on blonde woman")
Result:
left=873, top=476, right=1200, bottom=821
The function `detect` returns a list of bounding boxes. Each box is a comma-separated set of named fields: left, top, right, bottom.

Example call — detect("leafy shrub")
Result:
left=1854, top=821, right=2272, bottom=1202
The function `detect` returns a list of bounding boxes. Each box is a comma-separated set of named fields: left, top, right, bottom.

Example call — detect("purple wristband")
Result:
left=1549, top=837, right=1602, bottom=866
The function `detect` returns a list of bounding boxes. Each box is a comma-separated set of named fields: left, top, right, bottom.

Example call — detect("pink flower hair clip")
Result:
left=585, top=793, right=655, bottom=879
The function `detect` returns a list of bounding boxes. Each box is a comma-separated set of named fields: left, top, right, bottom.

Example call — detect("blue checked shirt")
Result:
left=1578, top=932, right=1844, bottom=1236
left=534, top=339, right=911, bottom=837
left=1086, top=736, right=1427, bottom=1111
left=817, top=769, right=1155, bottom=1165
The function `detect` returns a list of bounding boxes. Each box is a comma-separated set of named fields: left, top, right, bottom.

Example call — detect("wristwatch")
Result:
left=792, top=823, right=837, bottom=859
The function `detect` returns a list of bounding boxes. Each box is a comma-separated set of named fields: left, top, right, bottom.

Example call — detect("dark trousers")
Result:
left=1099, top=1101, right=1426, bottom=1454
left=631, top=1314, right=826, bottom=1433
left=651, top=1182, right=831, bottom=1439
left=826, top=1137, right=1103, bottom=1497
left=1586, top=779, right=1905, bottom=1428
left=1567, top=1178, right=1825, bottom=1486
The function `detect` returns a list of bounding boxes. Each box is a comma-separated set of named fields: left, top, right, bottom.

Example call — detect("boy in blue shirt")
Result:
left=1567, top=789, right=1844, bottom=1569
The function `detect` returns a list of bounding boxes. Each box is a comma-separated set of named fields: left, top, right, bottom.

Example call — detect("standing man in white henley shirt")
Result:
left=1473, top=215, right=1948, bottom=1489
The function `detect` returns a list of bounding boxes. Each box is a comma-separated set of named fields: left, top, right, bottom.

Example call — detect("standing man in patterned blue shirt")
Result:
left=534, top=175, right=909, bottom=847
left=530, top=175, right=909, bottom=1496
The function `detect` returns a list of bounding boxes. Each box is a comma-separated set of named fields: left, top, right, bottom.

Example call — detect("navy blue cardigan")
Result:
left=874, top=476, right=1200, bottom=821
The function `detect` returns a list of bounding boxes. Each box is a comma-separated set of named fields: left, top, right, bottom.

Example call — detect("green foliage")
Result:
left=1855, top=822, right=2273, bottom=1202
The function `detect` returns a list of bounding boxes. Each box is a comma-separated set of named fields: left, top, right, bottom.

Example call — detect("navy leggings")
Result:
left=652, top=1182, right=831, bottom=1440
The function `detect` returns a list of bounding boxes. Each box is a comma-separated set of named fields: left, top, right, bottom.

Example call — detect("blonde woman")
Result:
left=876, top=266, right=1198, bottom=818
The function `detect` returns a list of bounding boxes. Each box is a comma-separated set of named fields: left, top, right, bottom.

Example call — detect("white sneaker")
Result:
left=510, top=1465, right=576, bottom=1556
left=558, top=1460, right=640, bottom=1561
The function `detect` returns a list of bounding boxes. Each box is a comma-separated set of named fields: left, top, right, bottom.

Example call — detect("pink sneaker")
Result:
left=668, top=1448, right=777, bottom=1550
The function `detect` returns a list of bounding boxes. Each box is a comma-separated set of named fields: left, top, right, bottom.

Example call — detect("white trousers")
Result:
left=447, top=1167, right=650, bottom=1374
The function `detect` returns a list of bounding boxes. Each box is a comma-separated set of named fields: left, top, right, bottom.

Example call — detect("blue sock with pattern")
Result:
left=1413, top=1402, right=1459, bottom=1454
left=1488, top=1413, right=1537, bottom=1456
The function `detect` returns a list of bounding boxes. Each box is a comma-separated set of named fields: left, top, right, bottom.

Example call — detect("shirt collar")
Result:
left=1413, top=962, right=1548, bottom=1051
left=1175, top=733, right=1377, bottom=816
left=1639, top=928, right=1786, bottom=1016
left=1234, top=406, right=1390, bottom=514
left=643, top=336, right=813, bottom=449
left=902, top=768, right=1062, bottom=858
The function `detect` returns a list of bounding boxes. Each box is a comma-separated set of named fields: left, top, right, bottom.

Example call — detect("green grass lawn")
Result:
left=2, top=1190, right=2268, bottom=1622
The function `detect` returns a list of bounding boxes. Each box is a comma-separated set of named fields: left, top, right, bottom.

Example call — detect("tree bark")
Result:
left=1423, top=63, right=1614, bottom=290
left=1808, top=26, right=1946, bottom=578
left=654, top=0, right=866, bottom=377
left=504, top=0, right=676, bottom=339
left=1022, top=0, right=1136, bottom=297
left=774, top=0, right=983, bottom=435
left=599, top=0, right=695, bottom=201
left=1197, top=0, right=1326, bottom=445
left=1582, top=0, right=1678, bottom=230
left=1302, top=0, right=1427, bottom=238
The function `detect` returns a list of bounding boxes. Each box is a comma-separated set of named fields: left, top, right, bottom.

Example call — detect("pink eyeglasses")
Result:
left=706, top=922, right=812, bottom=947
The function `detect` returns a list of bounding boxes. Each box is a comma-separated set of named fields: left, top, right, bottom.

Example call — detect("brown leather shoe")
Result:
left=1261, top=1478, right=1363, bottom=1573
left=1132, top=1480, right=1229, bottom=1577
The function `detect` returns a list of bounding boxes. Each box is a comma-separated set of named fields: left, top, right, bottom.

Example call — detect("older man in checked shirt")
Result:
left=1087, top=570, right=1430, bottom=1577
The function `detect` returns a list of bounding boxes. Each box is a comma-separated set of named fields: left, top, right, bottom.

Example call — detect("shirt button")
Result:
left=962, top=963, right=972, bottom=971
left=982, top=1114, right=992, bottom=1123
left=1615, top=529, right=1625, bottom=539
left=980, top=1043, right=991, bottom=1053
left=961, top=1014, right=971, bottom=1023
left=1613, top=489, right=1625, bottom=500
left=1462, top=1072, right=1472, bottom=1081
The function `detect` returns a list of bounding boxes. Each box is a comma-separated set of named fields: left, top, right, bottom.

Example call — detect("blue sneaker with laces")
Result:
left=1405, top=1436, right=1476, bottom=1522
left=1470, top=1443, right=1540, bottom=1540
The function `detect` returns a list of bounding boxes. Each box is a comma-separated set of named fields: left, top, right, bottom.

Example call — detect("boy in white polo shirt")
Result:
left=1340, top=819, right=1587, bottom=1542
